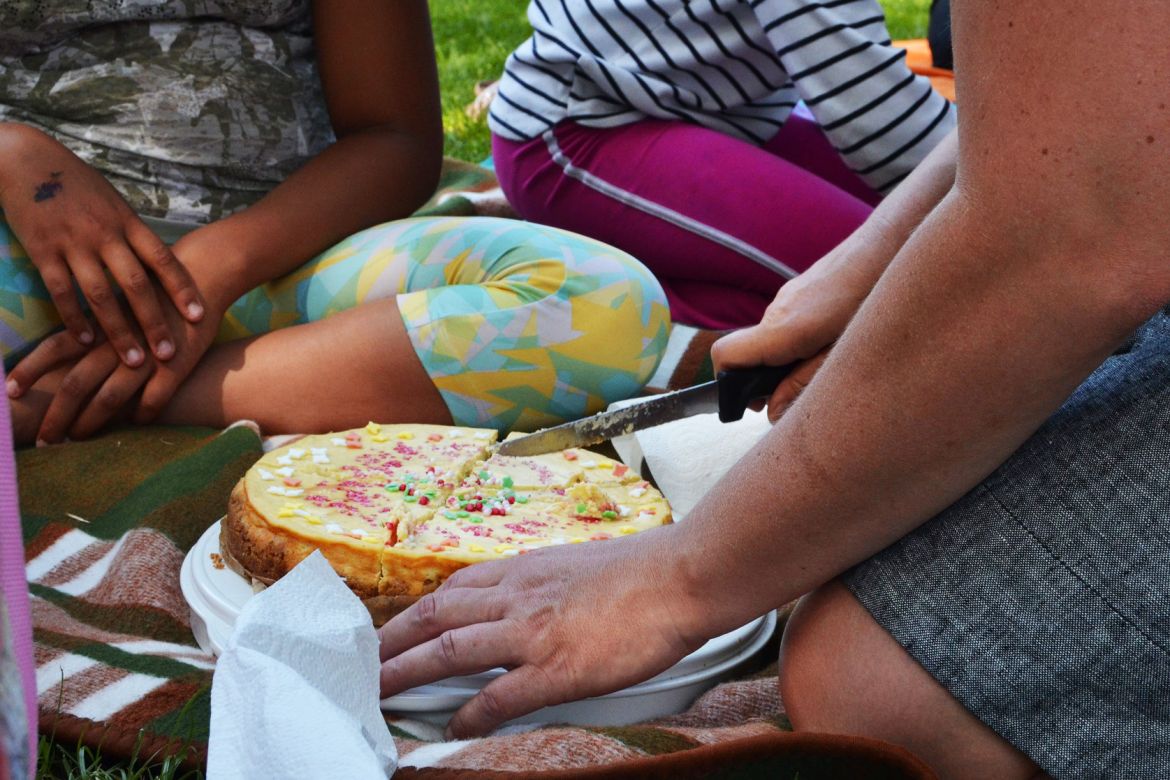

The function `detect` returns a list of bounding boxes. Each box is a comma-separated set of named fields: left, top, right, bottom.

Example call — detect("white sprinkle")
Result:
left=349, top=529, right=366, bottom=539
left=289, top=448, right=306, bottom=459
left=275, top=466, right=295, bottom=478
left=266, top=486, right=288, bottom=496
left=312, top=455, right=330, bottom=465
left=637, top=512, right=654, bottom=522
left=257, top=468, right=275, bottom=481
left=284, top=489, right=304, bottom=497
left=311, top=447, right=327, bottom=456
left=581, top=460, right=597, bottom=468
left=293, top=509, right=314, bottom=518
left=326, top=523, right=344, bottom=534
left=619, top=505, right=631, bottom=516
left=501, top=549, right=520, bottom=556
left=275, top=455, right=292, bottom=466
left=474, top=432, right=491, bottom=439
left=448, top=429, right=466, bottom=438
left=550, top=537, right=567, bottom=545
left=629, top=487, right=647, bottom=498
left=331, top=437, right=346, bottom=446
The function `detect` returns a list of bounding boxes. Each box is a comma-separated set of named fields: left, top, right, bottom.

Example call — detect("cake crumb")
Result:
left=210, top=552, right=225, bottom=570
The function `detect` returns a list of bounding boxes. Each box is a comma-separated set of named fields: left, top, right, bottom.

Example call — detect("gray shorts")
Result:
left=844, top=310, right=1170, bottom=779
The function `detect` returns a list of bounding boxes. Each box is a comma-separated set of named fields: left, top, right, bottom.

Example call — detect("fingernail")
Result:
left=6, top=379, right=19, bottom=398
left=35, top=439, right=47, bottom=449
left=187, top=302, right=204, bottom=321
left=126, top=348, right=144, bottom=366
left=156, top=340, right=174, bottom=360
left=78, top=330, right=94, bottom=345
left=443, top=727, right=455, bottom=741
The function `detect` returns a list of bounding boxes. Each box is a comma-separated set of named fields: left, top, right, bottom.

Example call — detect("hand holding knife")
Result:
left=496, top=364, right=794, bottom=457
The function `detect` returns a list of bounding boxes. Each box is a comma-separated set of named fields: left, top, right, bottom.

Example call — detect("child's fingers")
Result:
left=7, top=331, right=91, bottom=399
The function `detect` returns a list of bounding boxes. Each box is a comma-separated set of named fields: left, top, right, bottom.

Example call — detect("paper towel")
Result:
left=207, top=552, right=396, bottom=779
left=610, top=402, right=774, bottom=521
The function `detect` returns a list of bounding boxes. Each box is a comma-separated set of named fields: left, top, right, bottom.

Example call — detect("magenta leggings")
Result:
left=0, top=369, right=33, bottom=777
left=493, top=107, right=879, bottom=330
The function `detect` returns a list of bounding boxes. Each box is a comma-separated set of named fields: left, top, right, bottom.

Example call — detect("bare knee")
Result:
left=779, top=580, right=1044, bottom=780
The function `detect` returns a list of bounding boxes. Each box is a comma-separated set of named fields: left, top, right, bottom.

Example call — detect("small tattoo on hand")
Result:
left=33, top=172, right=63, bottom=203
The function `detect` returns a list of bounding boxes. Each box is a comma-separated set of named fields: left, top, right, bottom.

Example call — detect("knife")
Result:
left=496, top=364, right=795, bottom=457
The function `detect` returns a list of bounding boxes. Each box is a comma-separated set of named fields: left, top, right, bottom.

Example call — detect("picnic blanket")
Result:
left=22, top=420, right=935, bottom=778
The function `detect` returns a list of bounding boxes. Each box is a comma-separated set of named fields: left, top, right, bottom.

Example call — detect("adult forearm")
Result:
left=668, top=184, right=1170, bottom=639
left=180, top=126, right=441, bottom=310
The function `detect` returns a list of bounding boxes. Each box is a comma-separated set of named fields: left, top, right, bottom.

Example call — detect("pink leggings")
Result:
left=0, top=369, right=33, bottom=778
left=493, top=106, right=878, bottom=330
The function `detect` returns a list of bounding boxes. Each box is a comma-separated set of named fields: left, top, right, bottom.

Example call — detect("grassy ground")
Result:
left=34, top=1, right=932, bottom=777
left=434, top=0, right=933, bottom=162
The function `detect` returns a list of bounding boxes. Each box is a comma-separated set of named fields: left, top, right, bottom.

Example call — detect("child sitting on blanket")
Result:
left=0, top=1, right=670, bottom=446
left=489, top=0, right=955, bottom=329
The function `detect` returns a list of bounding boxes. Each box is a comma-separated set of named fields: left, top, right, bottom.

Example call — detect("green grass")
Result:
left=433, top=0, right=934, bottom=162
left=33, top=3, right=930, bottom=776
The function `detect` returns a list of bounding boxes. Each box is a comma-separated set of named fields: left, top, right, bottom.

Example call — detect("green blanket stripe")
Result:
left=20, top=426, right=261, bottom=545
left=33, top=629, right=211, bottom=682
left=31, top=585, right=200, bottom=647
left=145, top=687, right=212, bottom=744
left=23, top=427, right=260, bottom=548
left=585, top=726, right=702, bottom=756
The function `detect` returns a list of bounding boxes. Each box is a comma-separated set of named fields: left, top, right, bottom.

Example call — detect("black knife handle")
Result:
left=716, top=365, right=796, bottom=423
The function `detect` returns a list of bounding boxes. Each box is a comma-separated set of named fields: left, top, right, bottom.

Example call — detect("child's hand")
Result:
left=0, top=123, right=205, bottom=366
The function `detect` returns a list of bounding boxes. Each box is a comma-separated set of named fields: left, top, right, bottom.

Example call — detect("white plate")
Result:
left=181, top=520, right=776, bottom=726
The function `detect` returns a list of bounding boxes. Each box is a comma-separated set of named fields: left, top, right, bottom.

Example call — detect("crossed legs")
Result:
left=781, top=580, right=1049, bottom=780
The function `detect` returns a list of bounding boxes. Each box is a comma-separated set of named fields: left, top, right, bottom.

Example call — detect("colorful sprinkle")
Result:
left=365, top=422, right=382, bottom=435
left=601, top=510, right=618, bottom=520
left=619, top=526, right=636, bottom=535
left=563, top=451, right=578, bottom=461
left=576, top=503, right=588, bottom=514
left=469, top=544, right=485, bottom=553
left=396, top=431, right=414, bottom=440
left=257, top=468, right=275, bottom=481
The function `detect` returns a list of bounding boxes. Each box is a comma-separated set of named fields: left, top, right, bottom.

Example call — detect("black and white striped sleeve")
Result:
left=752, top=0, right=955, bottom=191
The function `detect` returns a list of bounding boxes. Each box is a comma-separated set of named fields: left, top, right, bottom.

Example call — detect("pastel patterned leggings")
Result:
left=0, top=216, right=671, bottom=432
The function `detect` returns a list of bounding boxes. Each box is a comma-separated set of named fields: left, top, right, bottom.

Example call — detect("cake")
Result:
left=221, top=423, right=672, bottom=623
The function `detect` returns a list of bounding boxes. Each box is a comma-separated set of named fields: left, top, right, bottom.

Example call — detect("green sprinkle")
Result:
left=404, top=495, right=418, bottom=503
left=479, top=470, right=489, bottom=481
left=576, top=503, right=588, bottom=514
left=602, top=510, right=618, bottom=519
left=426, top=490, right=438, bottom=498
left=517, top=495, right=529, bottom=504
left=502, top=476, right=514, bottom=488
left=457, top=511, right=470, bottom=518
left=470, top=517, right=483, bottom=524
left=444, top=511, right=458, bottom=519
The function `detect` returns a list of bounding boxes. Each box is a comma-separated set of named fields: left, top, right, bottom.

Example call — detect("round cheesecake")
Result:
left=221, top=423, right=672, bottom=624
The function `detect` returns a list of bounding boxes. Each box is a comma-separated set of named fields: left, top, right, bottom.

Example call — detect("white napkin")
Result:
left=611, top=401, right=773, bottom=520
left=207, top=552, right=397, bottom=779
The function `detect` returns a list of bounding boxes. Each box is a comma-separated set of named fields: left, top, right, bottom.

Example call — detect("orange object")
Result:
left=895, top=38, right=955, bottom=102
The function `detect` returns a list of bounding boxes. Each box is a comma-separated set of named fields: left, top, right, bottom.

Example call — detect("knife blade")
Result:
left=496, top=364, right=795, bottom=457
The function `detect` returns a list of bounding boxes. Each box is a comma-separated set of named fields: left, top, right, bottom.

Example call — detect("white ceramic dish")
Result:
left=181, top=520, right=776, bottom=726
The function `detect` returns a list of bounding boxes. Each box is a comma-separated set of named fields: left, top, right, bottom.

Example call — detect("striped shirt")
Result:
left=489, top=0, right=956, bottom=193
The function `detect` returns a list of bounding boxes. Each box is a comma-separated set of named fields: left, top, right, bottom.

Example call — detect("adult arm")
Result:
left=713, top=128, right=957, bottom=419
left=379, top=0, right=1170, bottom=736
